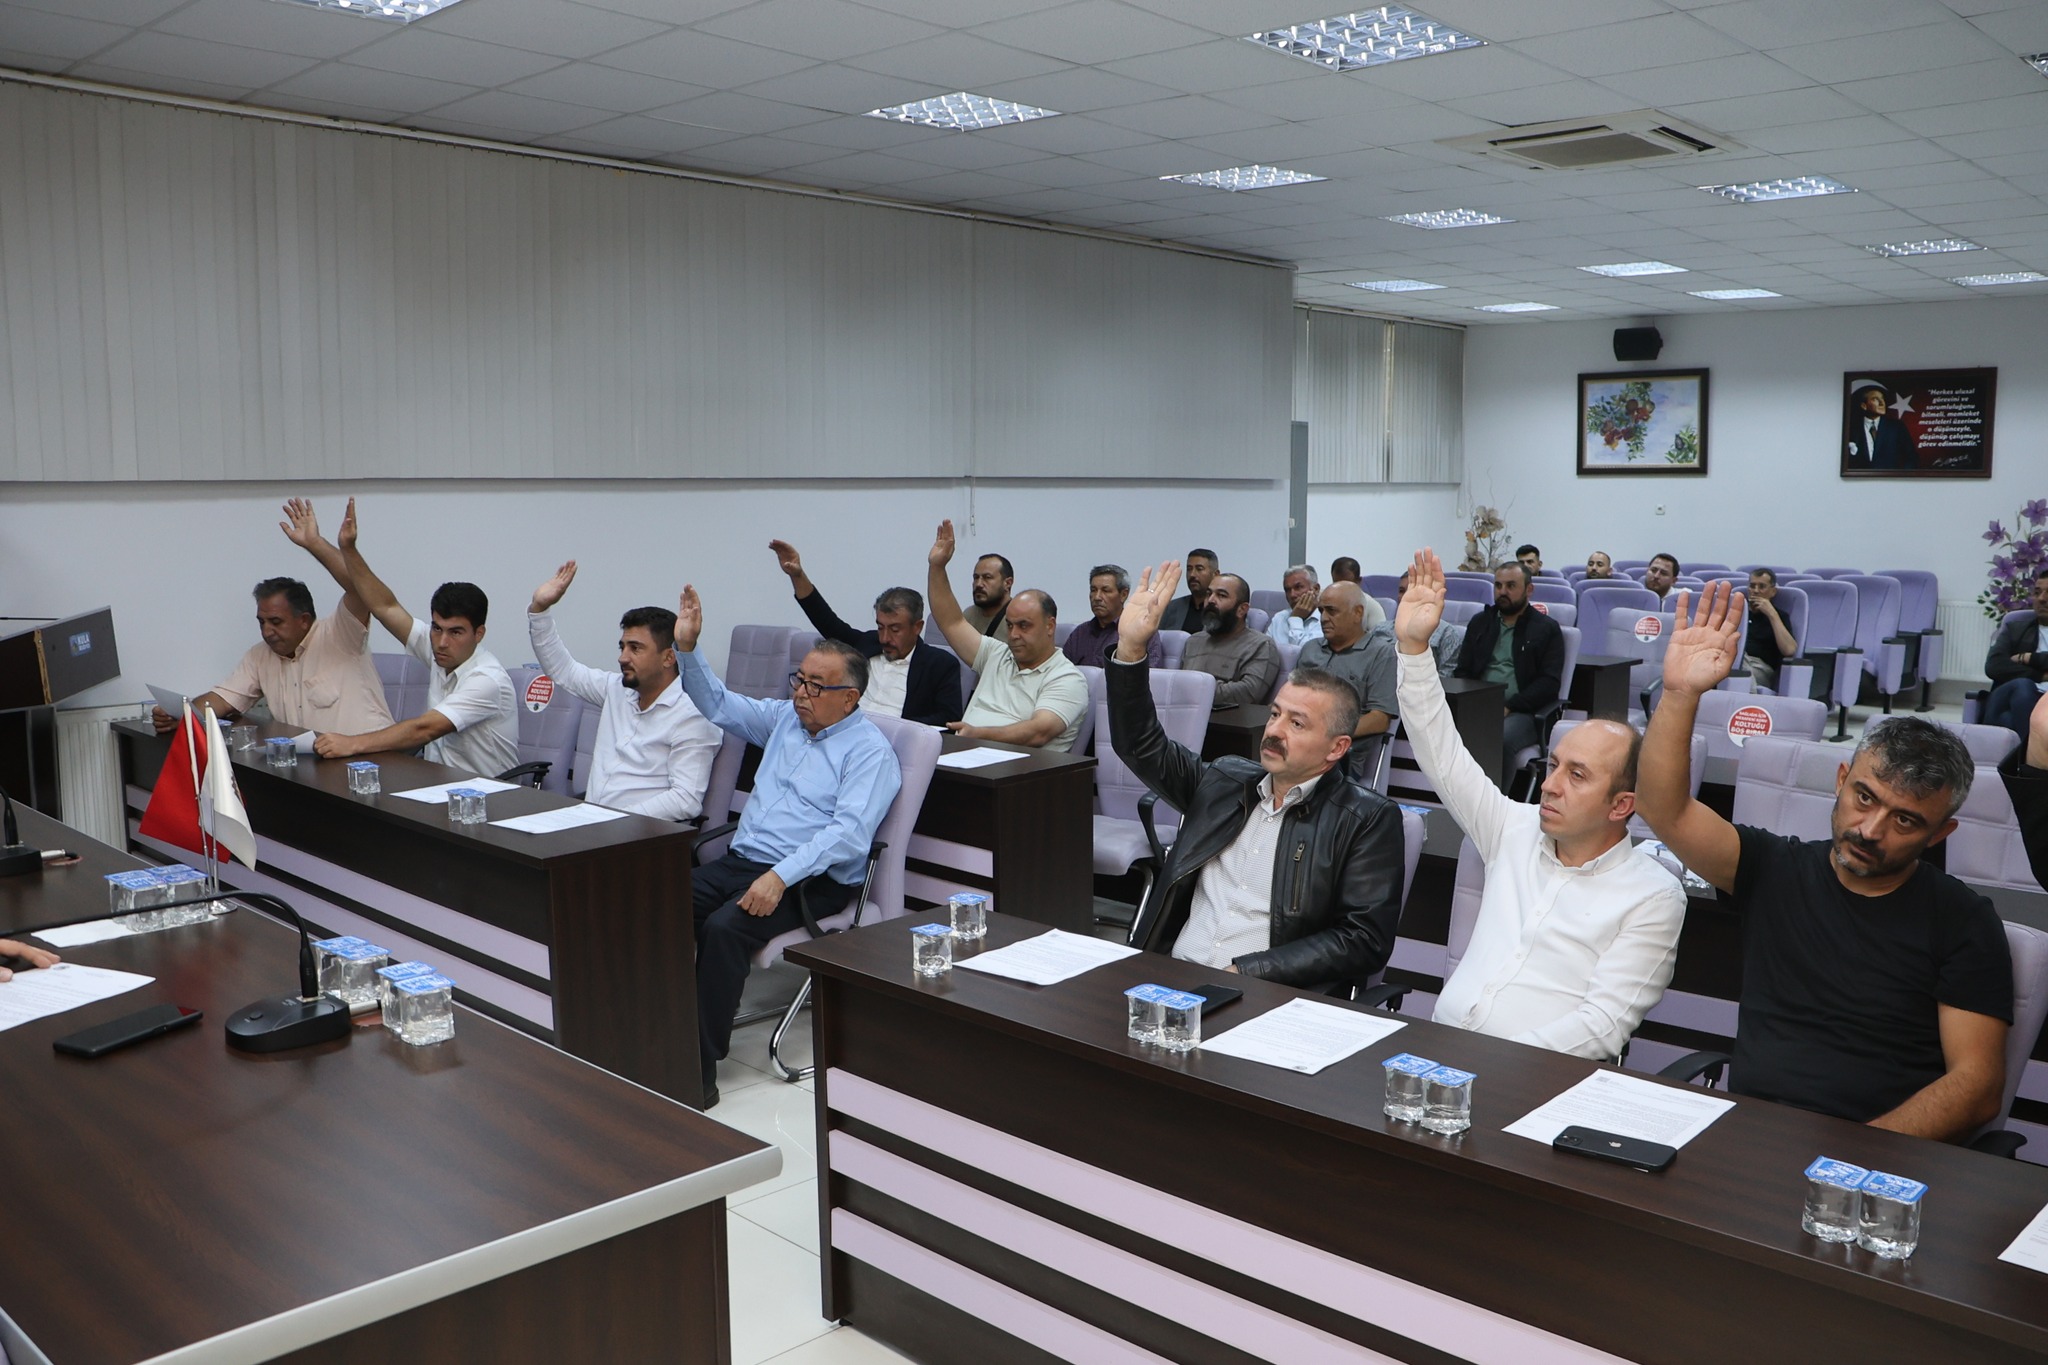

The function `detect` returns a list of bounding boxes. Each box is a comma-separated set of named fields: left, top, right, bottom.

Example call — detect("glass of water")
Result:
left=264, top=737, right=297, bottom=770
left=346, top=761, right=380, bottom=795
left=1857, top=1172, right=1926, bottom=1260
left=948, top=892, right=989, bottom=941
left=1125, top=984, right=1166, bottom=1043
left=1419, top=1066, right=1475, bottom=1135
left=393, top=974, right=456, bottom=1045
left=911, top=924, right=953, bottom=977
left=446, top=788, right=487, bottom=824
left=376, top=961, right=436, bottom=1030
left=229, top=724, right=260, bottom=752
left=1801, top=1157, right=1869, bottom=1243
left=1155, top=990, right=1203, bottom=1053
left=1381, top=1053, right=1439, bottom=1124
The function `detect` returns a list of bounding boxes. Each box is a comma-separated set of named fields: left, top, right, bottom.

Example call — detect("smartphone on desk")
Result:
left=54, top=1003, right=203, bottom=1059
left=1188, top=982, right=1244, bottom=1012
left=1552, top=1125, right=1676, bottom=1173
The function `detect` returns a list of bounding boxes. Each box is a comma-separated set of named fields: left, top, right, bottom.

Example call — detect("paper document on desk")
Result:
left=935, top=747, right=1028, bottom=771
left=0, top=963, right=154, bottom=1032
left=1198, top=998, right=1406, bottom=1075
left=954, top=929, right=1139, bottom=985
left=1999, top=1204, right=2048, bottom=1274
left=390, top=778, right=522, bottom=803
left=31, top=919, right=138, bottom=949
left=147, top=683, right=187, bottom=718
left=491, top=804, right=631, bottom=834
left=290, top=731, right=317, bottom=755
left=1503, top=1068, right=1734, bottom=1149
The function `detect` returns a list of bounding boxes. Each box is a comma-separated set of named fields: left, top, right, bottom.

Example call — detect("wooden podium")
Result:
left=0, top=607, right=120, bottom=816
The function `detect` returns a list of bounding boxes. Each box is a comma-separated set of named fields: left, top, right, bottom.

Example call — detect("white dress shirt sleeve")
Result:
left=527, top=611, right=618, bottom=706
left=641, top=705, right=721, bottom=822
left=1508, top=877, right=1686, bottom=1060
left=1397, top=649, right=1512, bottom=861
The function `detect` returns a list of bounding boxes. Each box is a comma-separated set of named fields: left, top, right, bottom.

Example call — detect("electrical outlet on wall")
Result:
left=1654, top=504, right=1666, bottom=515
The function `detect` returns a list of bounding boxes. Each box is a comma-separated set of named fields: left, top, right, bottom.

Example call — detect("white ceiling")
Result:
left=5, top=0, right=2048, bottom=322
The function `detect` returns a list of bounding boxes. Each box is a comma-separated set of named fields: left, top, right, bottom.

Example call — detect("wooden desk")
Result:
left=113, top=719, right=703, bottom=1106
left=1199, top=703, right=1265, bottom=762
left=0, top=805, right=775, bottom=1365
left=791, top=917, right=2048, bottom=1365
left=904, top=736, right=1094, bottom=934
left=1569, top=652, right=1642, bottom=721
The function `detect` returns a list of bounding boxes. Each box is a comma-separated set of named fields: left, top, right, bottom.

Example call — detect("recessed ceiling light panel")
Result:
left=864, top=92, right=1060, bottom=131
left=1246, top=6, right=1486, bottom=71
left=1865, top=239, right=1981, bottom=257
left=1952, top=272, right=2048, bottom=287
left=1349, top=279, right=1443, bottom=292
left=266, top=0, right=464, bottom=19
left=1579, top=261, right=1686, bottom=277
left=1475, top=302, right=1557, bottom=313
left=1385, top=208, right=1511, bottom=229
left=2026, top=53, right=2048, bottom=77
left=1688, top=288, right=1780, bottom=300
left=1698, top=175, right=1854, bottom=203
left=1161, top=165, right=1326, bottom=191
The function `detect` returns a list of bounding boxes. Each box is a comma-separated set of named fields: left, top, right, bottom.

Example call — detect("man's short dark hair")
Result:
left=430, top=582, right=488, bottom=628
left=976, top=554, right=1015, bottom=581
left=1287, top=666, right=1361, bottom=741
left=1650, top=553, right=1680, bottom=577
left=808, top=637, right=869, bottom=694
left=1516, top=544, right=1540, bottom=559
left=1330, top=557, right=1361, bottom=581
left=1855, top=717, right=1974, bottom=816
left=1187, top=548, right=1218, bottom=564
left=1089, top=564, right=1130, bottom=593
left=619, top=606, right=676, bottom=652
left=1494, top=562, right=1533, bottom=586
left=1750, top=568, right=1778, bottom=587
left=1213, top=574, right=1249, bottom=607
left=1014, top=588, right=1057, bottom=622
left=253, top=577, right=315, bottom=619
left=874, top=587, right=924, bottom=619
left=2036, top=568, right=2048, bottom=584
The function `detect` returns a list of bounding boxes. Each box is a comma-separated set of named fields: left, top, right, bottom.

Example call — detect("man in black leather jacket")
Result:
left=1110, top=561, right=1405, bottom=987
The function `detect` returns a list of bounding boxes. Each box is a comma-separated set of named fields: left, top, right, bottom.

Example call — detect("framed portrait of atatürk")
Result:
left=1842, top=368, right=1994, bottom=478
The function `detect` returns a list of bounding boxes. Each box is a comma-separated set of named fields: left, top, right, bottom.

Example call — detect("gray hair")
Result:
left=807, top=638, right=869, bottom=694
left=1284, top=563, right=1320, bottom=587
left=1089, top=564, right=1130, bottom=593
left=1854, top=717, right=1974, bottom=816
left=873, top=587, right=924, bottom=620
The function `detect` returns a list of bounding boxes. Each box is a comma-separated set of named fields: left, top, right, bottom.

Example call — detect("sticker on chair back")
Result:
left=1633, top=615, right=1663, bottom=642
left=524, top=675, right=555, bottom=713
left=1532, top=601, right=1549, bottom=614
left=1727, top=704, right=1772, bottom=746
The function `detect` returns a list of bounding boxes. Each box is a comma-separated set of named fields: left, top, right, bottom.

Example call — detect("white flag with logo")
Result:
left=200, top=705, right=258, bottom=869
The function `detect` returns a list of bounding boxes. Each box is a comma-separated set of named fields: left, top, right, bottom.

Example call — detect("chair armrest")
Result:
left=1354, top=981, right=1409, bottom=1013
left=690, top=818, right=740, bottom=867
left=1656, top=1050, right=1730, bottom=1087
left=495, top=761, right=551, bottom=788
left=1968, top=1128, right=2027, bottom=1159
left=1138, top=791, right=1169, bottom=867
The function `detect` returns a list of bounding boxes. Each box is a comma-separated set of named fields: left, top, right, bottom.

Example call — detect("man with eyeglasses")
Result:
left=927, top=519, right=1090, bottom=752
left=673, top=586, right=903, bottom=1111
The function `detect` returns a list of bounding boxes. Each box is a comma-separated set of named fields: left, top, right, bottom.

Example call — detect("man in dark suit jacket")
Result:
left=1158, top=547, right=1219, bottom=633
left=2003, top=690, right=2048, bottom=890
left=1982, top=573, right=2048, bottom=741
left=769, top=539, right=963, bottom=726
left=1454, top=562, right=1567, bottom=778
left=1845, top=384, right=1917, bottom=471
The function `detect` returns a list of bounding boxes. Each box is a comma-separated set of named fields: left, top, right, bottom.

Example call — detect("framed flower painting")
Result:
left=1577, top=370, right=1708, bottom=476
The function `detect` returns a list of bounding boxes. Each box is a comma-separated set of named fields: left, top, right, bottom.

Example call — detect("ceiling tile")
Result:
left=1964, top=5, right=2048, bottom=50
left=574, top=0, right=755, bottom=20
left=735, top=61, right=932, bottom=114
left=1593, top=52, right=1815, bottom=105
left=0, top=6, right=127, bottom=62
left=1660, top=84, right=1867, bottom=133
left=503, top=61, right=709, bottom=111
left=695, top=0, right=942, bottom=61
left=268, top=61, right=481, bottom=113
left=66, top=61, right=258, bottom=100
left=773, top=112, right=952, bottom=150
left=977, top=64, right=1176, bottom=112
left=153, top=0, right=389, bottom=60
left=416, top=0, right=670, bottom=60
left=842, top=31, right=1070, bottom=87
left=1418, top=0, right=1670, bottom=43
left=1207, top=71, right=1418, bottom=121
left=346, top=30, right=566, bottom=85
left=1439, top=79, right=1647, bottom=126
left=970, top=0, right=1216, bottom=65
left=882, top=131, right=1056, bottom=170
left=1, top=0, right=184, bottom=21
left=1095, top=35, right=1320, bottom=93
left=1514, top=12, right=1748, bottom=76
left=648, top=88, right=832, bottom=133
left=87, top=30, right=318, bottom=89
left=543, top=112, right=738, bottom=152
left=1886, top=89, right=2048, bottom=137
left=426, top=87, right=613, bottom=135
left=1832, top=55, right=2045, bottom=112
left=850, top=0, right=1070, bottom=22
left=671, top=129, right=830, bottom=168
left=1089, top=92, right=1282, bottom=138
left=592, top=28, right=816, bottom=85
left=969, top=112, right=1158, bottom=154
left=1692, top=0, right=1958, bottom=48
left=1772, top=20, right=2012, bottom=83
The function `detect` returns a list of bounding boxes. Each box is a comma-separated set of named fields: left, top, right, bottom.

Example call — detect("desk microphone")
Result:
left=151, top=888, right=352, bottom=1052
left=0, top=787, right=39, bottom=878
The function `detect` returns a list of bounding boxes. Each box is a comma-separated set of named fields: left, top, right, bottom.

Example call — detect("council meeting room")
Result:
left=8, top=0, right=2048, bottom=1361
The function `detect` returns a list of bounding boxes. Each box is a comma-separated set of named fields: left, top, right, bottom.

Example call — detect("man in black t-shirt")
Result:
left=1638, top=581, right=2012, bottom=1142
left=1744, top=569, right=1797, bottom=692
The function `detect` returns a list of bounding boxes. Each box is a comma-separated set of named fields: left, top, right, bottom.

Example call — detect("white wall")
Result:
left=2, top=477, right=1286, bottom=707
left=1305, top=483, right=1466, bottom=581
left=1459, top=295, right=2048, bottom=598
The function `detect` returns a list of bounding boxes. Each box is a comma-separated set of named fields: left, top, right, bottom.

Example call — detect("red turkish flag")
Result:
left=138, top=707, right=230, bottom=862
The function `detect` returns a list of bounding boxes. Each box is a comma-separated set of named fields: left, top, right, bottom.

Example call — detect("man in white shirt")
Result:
left=1394, top=547, right=1685, bottom=1061
left=526, top=561, right=720, bottom=820
left=312, top=499, right=519, bottom=778
left=927, top=520, right=1089, bottom=751
left=1266, top=565, right=1325, bottom=646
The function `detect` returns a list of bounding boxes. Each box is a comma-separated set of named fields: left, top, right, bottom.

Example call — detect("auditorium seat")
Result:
left=1695, top=691, right=1829, bottom=766
left=1841, top=574, right=1910, bottom=714
left=1737, top=564, right=1798, bottom=577
left=1249, top=589, right=1289, bottom=618
left=1445, top=579, right=1493, bottom=606
left=727, top=624, right=800, bottom=699
left=1947, top=766, right=2044, bottom=894
left=373, top=652, right=429, bottom=724
left=1441, top=600, right=1484, bottom=627
left=1791, top=578, right=1864, bottom=739
left=1361, top=574, right=1401, bottom=601
left=1575, top=583, right=1660, bottom=655
left=1091, top=667, right=1214, bottom=937
left=504, top=664, right=585, bottom=793
left=1877, top=568, right=1943, bottom=710
left=1530, top=600, right=1575, bottom=628
left=1245, top=607, right=1270, bottom=634
left=1805, top=567, right=1863, bottom=579
left=572, top=707, right=599, bottom=797
left=1157, top=629, right=1191, bottom=669
left=1530, top=580, right=1575, bottom=607
left=1268, top=641, right=1301, bottom=703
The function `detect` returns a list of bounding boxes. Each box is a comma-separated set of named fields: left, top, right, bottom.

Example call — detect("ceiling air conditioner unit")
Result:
left=1440, top=111, right=1737, bottom=171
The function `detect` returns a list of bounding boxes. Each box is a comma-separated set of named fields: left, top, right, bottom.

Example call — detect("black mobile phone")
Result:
left=53, top=1004, right=203, bottom=1059
left=1189, top=982, right=1244, bottom=1012
left=1552, top=1125, right=1676, bottom=1173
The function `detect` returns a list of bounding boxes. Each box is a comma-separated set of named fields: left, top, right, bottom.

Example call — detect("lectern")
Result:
left=0, top=608, right=121, bottom=816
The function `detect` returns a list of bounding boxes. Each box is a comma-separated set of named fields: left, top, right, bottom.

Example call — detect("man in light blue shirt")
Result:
left=675, top=585, right=902, bottom=1110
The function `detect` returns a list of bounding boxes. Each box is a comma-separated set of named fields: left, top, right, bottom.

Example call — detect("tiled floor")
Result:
left=716, top=969, right=913, bottom=1365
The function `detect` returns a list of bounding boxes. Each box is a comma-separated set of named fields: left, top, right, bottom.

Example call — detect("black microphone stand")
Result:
left=151, top=889, right=353, bottom=1052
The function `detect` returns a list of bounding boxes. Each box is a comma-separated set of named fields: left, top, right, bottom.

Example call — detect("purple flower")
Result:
left=1985, top=520, right=2008, bottom=544
left=1995, top=554, right=2017, bottom=576
left=2026, top=499, right=2048, bottom=525
left=2017, top=543, right=2044, bottom=569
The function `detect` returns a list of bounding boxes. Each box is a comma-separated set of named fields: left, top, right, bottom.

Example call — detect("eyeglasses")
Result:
left=788, top=672, right=856, bottom=698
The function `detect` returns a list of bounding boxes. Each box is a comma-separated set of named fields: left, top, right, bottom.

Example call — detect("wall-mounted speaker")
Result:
left=1613, top=327, right=1663, bottom=362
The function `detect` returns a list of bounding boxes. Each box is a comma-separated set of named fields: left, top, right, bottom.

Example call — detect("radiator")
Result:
left=56, top=706, right=130, bottom=848
left=1936, top=599, right=1997, bottom=683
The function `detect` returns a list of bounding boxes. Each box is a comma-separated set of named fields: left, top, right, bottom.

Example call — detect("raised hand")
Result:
left=529, top=560, right=578, bottom=614
left=1394, top=548, right=1446, bottom=655
left=279, top=498, right=322, bottom=548
left=2029, top=690, right=2048, bottom=770
left=675, top=584, right=703, bottom=653
left=337, top=497, right=359, bottom=552
left=768, top=539, right=804, bottom=580
left=1114, top=561, right=1182, bottom=662
left=1663, top=580, right=1746, bottom=698
left=929, top=520, right=956, bottom=568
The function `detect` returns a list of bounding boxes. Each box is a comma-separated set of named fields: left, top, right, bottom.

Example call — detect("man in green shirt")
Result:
left=1453, top=563, right=1567, bottom=781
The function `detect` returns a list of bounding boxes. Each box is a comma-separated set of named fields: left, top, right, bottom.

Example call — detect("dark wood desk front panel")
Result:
left=113, top=720, right=702, bottom=1105
left=0, top=805, right=773, bottom=1365
left=793, top=918, right=2048, bottom=1365
left=906, top=736, right=1095, bottom=934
